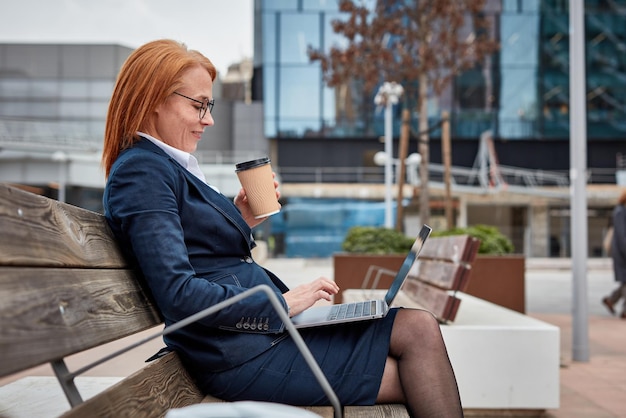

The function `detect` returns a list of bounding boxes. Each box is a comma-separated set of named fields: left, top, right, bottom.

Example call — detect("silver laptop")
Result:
left=291, top=224, right=432, bottom=329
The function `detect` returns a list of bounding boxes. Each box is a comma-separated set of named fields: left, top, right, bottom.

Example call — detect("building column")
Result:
left=527, top=204, right=550, bottom=257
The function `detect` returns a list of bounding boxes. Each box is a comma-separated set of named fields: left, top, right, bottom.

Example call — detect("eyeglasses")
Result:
left=173, top=91, right=214, bottom=120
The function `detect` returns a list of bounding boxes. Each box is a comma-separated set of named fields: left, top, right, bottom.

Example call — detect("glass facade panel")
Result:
left=60, top=81, right=89, bottom=99
left=31, top=80, right=59, bottom=98
left=0, top=102, right=29, bottom=117
left=501, top=14, right=539, bottom=66
left=262, top=12, right=277, bottom=64
left=538, top=5, right=569, bottom=138
left=499, top=68, right=538, bottom=138
left=584, top=7, right=626, bottom=138
left=522, top=0, right=540, bottom=12
left=303, top=0, right=340, bottom=11
left=502, top=0, right=520, bottom=12
left=278, top=66, right=321, bottom=134
left=498, top=11, right=540, bottom=138
left=279, top=12, right=320, bottom=64
left=0, top=79, right=29, bottom=97
left=60, top=101, right=92, bottom=118
left=91, top=80, right=114, bottom=100
left=264, top=65, right=278, bottom=118
left=263, top=0, right=298, bottom=11
left=264, top=117, right=277, bottom=139
left=90, top=101, right=109, bottom=119
left=278, top=118, right=321, bottom=137
left=259, top=1, right=626, bottom=141
left=32, top=102, right=58, bottom=119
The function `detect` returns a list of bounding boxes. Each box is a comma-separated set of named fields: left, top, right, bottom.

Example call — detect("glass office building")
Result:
left=256, top=0, right=625, bottom=146
left=255, top=0, right=625, bottom=258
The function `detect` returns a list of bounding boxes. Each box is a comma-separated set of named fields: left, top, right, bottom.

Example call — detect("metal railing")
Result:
left=1, top=119, right=619, bottom=192
left=278, top=162, right=573, bottom=188
left=0, top=119, right=101, bottom=152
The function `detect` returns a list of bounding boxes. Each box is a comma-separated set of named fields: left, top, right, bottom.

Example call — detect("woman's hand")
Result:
left=283, top=278, right=340, bottom=317
left=233, top=173, right=281, bottom=228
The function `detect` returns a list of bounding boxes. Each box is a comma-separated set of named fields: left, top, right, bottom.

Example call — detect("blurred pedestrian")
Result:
left=602, top=189, right=626, bottom=319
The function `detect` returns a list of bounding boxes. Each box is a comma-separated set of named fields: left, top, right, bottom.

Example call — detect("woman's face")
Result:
left=150, top=65, right=214, bottom=153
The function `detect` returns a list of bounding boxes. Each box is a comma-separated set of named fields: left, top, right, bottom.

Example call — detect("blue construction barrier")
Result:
left=269, top=198, right=398, bottom=258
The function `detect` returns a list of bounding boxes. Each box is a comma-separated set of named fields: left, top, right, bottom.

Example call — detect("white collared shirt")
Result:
left=138, top=132, right=219, bottom=192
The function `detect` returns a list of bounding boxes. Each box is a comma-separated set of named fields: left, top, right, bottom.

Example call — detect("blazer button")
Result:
left=242, top=256, right=253, bottom=264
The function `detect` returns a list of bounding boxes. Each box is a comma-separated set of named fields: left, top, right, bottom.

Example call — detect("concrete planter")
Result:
left=333, top=253, right=526, bottom=312
left=333, top=253, right=406, bottom=304
left=465, top=255, right=526, bottom=313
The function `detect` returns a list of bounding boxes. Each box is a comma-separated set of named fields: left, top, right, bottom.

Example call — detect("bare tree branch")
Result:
left=309, top=0, right=500, bottom=226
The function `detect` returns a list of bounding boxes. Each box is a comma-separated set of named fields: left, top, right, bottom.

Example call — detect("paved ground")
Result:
left=524, top=259, right=626, bottom=418
left=1, top=257, right=626, bottom=417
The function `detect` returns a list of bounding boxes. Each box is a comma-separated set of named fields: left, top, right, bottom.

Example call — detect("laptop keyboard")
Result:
left=328, top=301, right=377, bottom=320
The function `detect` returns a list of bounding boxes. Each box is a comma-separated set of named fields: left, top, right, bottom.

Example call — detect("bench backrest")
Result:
left=0, top=184, right=162, bottom=378
left=402, top=234, right=480, bottom=322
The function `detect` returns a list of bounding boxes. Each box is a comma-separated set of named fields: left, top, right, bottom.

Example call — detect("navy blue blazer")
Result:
left=103, top=139, right=291, bottom=372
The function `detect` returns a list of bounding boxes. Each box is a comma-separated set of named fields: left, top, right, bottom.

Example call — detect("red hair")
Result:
left=102, top=39, right=217, bottom=177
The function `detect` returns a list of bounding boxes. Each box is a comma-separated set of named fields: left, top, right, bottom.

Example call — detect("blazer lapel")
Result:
left=134, top=139, right=254, bottom=248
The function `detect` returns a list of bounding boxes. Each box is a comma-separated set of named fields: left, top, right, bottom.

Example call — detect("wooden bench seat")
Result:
left=0, top=184, right=409, bottom=418
left=352, top=234, right=480, bottom=323
left=341, top=235, right=561, bottom=414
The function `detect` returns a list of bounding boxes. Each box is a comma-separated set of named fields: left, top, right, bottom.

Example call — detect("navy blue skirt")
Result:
left=198, top=308, right=399, bottom=406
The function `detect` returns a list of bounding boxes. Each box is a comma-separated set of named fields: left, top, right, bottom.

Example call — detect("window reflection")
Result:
left=280, top=13, right=319, bottom=64
left=259, top=1, right=626, bottom=141
left=279, top=66, right=320, bottom=118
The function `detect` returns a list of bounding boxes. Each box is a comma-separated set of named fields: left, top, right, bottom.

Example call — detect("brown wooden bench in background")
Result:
left=341, top=234, right=480, bottom=323
left=340, top=233, right=562, bottom=415
left=0, top=184, right=409, bottom=418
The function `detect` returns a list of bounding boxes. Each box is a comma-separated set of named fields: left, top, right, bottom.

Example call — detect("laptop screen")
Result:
left=384, top=224, right=432, bottom=306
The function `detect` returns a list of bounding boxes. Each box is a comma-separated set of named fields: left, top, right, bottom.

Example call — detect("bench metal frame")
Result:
left=50, top=285, right=343, bottom=418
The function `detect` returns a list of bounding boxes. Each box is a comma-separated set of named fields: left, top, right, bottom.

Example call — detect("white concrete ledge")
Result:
left=342, top=289, right=560, bottom=411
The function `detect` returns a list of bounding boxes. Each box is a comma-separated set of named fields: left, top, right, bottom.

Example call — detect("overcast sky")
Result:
left=0, top=0, right=254, bottom=75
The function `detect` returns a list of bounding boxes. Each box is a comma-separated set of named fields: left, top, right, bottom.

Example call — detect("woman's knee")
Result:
left=390, top=309, right=444, bottom=349
left=397, top=308, right=440, bottom=331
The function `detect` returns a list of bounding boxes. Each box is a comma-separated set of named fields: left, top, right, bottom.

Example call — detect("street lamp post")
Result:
left=374, top=82, right=404, bottom=228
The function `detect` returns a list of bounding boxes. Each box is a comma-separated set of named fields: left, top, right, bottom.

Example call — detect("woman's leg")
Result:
left=607, top=283, right=625, bottom=306
left=377, top=309, right=463, bottom=418
left=619, top=283, right=626, bottom=316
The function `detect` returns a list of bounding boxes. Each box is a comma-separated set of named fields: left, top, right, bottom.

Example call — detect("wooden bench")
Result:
left=342, top=236, right=561, bottom=415
left=0, top=184, right=409, bottom=418
left=340, top=234, right=481, bottom=323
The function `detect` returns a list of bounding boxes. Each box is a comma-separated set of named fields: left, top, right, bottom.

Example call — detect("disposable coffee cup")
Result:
left=235, top=157, right=281, bottom=219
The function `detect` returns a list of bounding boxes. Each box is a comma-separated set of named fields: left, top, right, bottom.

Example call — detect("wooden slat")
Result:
left=201, top=396, right=410, bottom=417
left=0, top=183, right=127, bottom=268
left=60, top=352, right=205, bottom=418
left=409, top=259, right=467, bottom=290
left=0, top=267, right=161, bottom=377
left=420, top=235, right=479, bottom=263
left=456, top=266, right=473, bottom=293
left=344, top=404, right=410, bottom=417
left=305, top=404, right=409, bottom=417
left=402, top=280, right=460, bottom=322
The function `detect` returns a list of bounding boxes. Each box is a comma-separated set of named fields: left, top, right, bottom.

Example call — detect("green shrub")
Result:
left=342, top=224, right=515, bottom=255
left=431, top=224, right=514, bottom=255
left=342, top=226, right=415, bottom=254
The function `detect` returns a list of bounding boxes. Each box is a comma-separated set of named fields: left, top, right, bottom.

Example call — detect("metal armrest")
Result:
left=52, top=285, right=343, bottom=418
left=362, top=265, right=398, bottom=289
